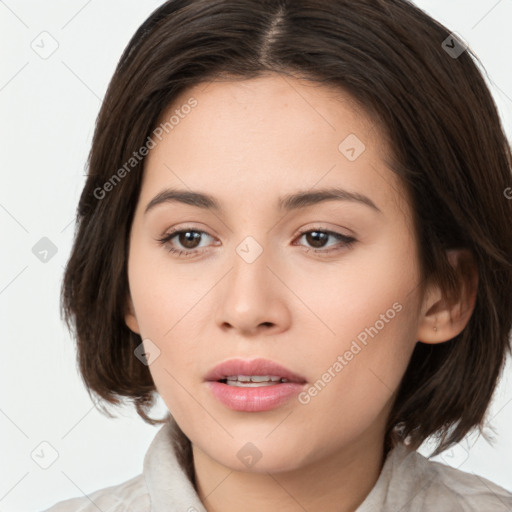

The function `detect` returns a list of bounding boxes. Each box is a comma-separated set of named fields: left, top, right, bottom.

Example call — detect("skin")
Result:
left=124, top=73, right=478, bottom=512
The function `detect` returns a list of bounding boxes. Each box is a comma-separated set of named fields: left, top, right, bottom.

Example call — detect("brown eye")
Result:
left=176, top=230, right=202, bottom=249
left=157, top=228, right=214, bottom=257
left=296, top=229, right=356, bottom=253
left=304, top=231, right=329, bottom=248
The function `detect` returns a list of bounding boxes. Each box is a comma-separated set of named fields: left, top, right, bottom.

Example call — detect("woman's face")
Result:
left=125, top=73, right=429, bottom=472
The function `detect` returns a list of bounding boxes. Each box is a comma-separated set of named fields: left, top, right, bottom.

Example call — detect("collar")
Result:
left=143, top=420, right=207, bottom=511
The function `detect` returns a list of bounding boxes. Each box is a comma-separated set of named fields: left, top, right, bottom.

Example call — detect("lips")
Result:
left=204, top=358, right=307, bottom=384
left=205, top=358, right=307, bottom=412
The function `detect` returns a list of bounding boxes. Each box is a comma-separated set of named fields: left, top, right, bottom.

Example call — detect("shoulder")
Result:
left=42, top=473, right=150, bottom=512
left=388, top=445, right=512, bottom=511
left=423, top=456, right=512, bottom=510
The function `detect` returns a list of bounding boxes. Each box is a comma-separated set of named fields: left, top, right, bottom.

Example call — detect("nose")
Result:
left=214, top=241, right=292, bottom=337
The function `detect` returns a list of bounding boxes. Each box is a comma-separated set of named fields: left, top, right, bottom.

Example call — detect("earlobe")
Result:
left=416, top=249, right=478, bottom=344
left=124, top=296, right=141, bottom=334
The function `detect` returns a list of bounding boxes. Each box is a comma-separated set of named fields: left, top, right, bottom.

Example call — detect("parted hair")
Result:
left=61, top=0, right=512, bottom=478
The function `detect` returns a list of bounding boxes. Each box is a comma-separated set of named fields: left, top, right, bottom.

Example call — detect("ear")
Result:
left=125, top=295, right=141, bottom=335
left=416, top=249, right=478, bottom=344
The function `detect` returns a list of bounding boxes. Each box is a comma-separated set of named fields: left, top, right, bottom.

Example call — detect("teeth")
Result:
left=227, top=381, right=278, bottom=387
left=224, top=375, right=289, bottom=386
left=233, top=375, right=252, bottom=382
left=249, top=376, right=281, bottom=382
left=226, top=375, right=284, bottom=382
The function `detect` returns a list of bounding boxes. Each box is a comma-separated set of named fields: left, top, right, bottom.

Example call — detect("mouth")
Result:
left=218, top=375, right=292, bottom=387
left=205, top=358, right=307, bottom=412
left=205, top=357, right=307, bottom=385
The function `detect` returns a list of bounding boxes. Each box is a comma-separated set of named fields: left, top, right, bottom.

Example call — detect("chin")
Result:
left=194, top=434, right=313, bottom=475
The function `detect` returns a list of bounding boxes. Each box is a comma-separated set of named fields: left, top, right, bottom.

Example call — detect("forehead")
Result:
left=141, top=73, right=409, bottom=220
left=159, top=73, right=381, bottom=148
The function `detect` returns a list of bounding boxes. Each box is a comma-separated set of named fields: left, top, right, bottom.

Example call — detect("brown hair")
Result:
left=61, top=0, right=512, bottom=476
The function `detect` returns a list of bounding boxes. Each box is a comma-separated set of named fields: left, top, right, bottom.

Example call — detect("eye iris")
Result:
left=307, top=231, right=328, bottom=248
left=179, top=231, right=201, bottom=249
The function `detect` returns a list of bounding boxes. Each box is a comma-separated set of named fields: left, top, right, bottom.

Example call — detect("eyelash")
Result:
left=156, top=226, right=357, bottom=258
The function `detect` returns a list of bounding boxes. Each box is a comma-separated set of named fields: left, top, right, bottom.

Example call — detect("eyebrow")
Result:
left=144, top=187, right=382, bottom=215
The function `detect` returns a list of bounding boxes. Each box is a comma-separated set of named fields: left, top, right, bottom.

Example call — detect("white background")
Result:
left=1, top=1, right=511, bottom=510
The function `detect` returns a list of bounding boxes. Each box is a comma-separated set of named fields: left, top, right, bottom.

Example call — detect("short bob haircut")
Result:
left=61, top=0, right=512, bottom=469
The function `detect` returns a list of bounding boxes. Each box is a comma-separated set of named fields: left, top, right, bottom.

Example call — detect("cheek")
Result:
left=126, top=243, right=213, bottom=405
left=127, top=239, right=211, bottom=340
left=288, top=294, right=419, bottom=464
left=282, top=232, right=421, bottom=351
left=288, top=238, right=421, bottom=418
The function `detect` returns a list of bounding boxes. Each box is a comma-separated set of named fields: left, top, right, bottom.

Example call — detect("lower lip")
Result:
left=206, top=381, right=306, bottom=412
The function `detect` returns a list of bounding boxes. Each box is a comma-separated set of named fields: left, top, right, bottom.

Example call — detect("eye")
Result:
left=294, top=228, right=357, bottom=254
left=156, top=228, right=215, bottom=257
left=156, top=226, right=357, bottom=258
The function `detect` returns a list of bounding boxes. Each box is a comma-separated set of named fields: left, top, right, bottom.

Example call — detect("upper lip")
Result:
left=205, top=358, right=307, bottom=383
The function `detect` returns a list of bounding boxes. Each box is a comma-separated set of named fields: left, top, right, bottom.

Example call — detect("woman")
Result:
left=46, top=0, right=512, bottom=510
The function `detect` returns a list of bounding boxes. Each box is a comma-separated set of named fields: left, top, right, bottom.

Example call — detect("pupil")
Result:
left=307, top=231, right=326, bottom=248
left=180, top=231, right=201, bottom=249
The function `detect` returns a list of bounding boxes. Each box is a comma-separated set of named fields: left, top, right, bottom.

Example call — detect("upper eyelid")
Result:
left=161, top=225, right=349, bottom=237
